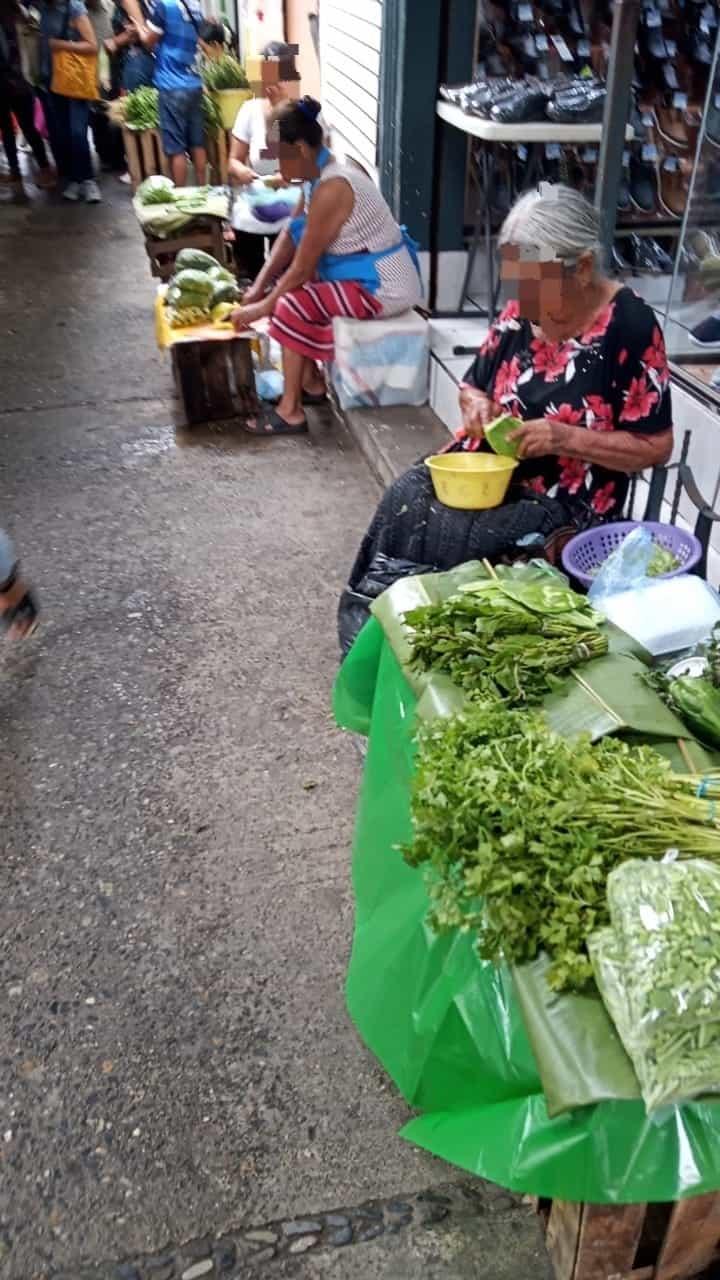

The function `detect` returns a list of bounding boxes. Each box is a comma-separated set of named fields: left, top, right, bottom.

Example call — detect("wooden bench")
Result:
left=541, top=1195, right=720, bottom=1280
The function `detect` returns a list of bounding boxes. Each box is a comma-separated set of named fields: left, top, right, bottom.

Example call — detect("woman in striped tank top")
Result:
left=232, top=96, right=422, bottom=437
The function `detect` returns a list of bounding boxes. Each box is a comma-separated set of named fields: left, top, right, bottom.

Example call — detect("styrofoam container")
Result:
left=594, top=575, right=720, bottom=656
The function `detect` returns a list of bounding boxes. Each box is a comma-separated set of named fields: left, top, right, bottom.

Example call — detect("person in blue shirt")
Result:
left=133, top=0, right=205, bottom=185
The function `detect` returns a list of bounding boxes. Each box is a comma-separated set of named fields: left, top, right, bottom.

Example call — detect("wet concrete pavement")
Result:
left=0, top=179, right=551, bottom=1280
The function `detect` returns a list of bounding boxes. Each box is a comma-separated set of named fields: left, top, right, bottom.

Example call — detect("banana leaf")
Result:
left=512, top=955, right=640, bottom=1116
left=542, top=652, right=689, bottom=742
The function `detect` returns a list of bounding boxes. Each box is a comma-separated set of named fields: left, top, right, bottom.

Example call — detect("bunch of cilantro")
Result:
left=404, top=705, right=720, bottom=991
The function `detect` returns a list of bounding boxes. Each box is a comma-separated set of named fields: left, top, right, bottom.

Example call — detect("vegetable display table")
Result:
left=154, top=293, right=259, bottom=425
left=333, top=563, right=720, bottom=1279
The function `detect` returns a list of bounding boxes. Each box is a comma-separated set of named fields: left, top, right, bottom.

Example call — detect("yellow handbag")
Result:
left=51, top=46, right=98, bottom=99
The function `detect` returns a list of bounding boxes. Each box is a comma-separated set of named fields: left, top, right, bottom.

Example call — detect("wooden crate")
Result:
left=143, top=220, right=228, bottom=281
left=542, top=1195, right=720, bottom=1280
left=171, top=335, right=258, bottom=425
left=121, top=126, right=171, bottom=192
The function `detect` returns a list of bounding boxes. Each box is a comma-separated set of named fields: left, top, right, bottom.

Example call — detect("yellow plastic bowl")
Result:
left=426, top=452, right=517, bottom=510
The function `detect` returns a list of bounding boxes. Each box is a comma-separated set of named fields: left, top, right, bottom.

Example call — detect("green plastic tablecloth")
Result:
left=333, top=612, right=720, bottom=1203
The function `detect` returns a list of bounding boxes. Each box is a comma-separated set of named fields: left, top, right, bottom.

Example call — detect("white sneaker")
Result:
left=83, top=179, right=102, bottom=203
left=62, top=181, right=82, bottom=201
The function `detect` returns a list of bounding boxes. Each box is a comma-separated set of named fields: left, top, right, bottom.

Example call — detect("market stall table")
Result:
left=333, top=560, right=720, bottom=1280
left=434, top=101, right=635, bottom=316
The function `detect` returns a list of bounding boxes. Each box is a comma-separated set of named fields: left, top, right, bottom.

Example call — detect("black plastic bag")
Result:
left=338, top=553, right=434, bottom=656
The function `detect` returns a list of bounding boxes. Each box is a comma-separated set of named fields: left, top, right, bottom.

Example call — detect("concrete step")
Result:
left=342, top=404, right=450, bottom=488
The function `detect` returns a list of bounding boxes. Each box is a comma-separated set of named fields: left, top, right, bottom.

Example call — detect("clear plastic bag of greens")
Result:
left=591, top=858, right=720, bottom=1111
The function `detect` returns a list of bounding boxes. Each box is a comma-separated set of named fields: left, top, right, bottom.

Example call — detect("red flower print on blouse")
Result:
left=498, top=300, right=520, bottom=324
left=493, top=355, right=522, bottom=402
left=618, top=348, right=628, bottom=365
left=580, top=303, right=615, bottom=345
left=584, top=394, right=614, bottom=432
left=558, top=456, right=589, bottom=494
left=641, top=326, right=667, bottom=372
left=547, top=402, right=583, bottom=426
left=530, top=338, right=572, bottom=382
left=591, top=481, right=617, bottom=515
left=620, top=375, right=658, bottom=422
left=524, top=475, right=547, bottom=495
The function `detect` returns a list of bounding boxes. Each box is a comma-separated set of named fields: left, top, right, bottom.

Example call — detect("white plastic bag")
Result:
left=330, top=312, right=429, bottom=410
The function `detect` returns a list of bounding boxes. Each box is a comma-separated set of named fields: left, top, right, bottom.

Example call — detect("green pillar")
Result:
left=377, top=0, right=476, bottom=252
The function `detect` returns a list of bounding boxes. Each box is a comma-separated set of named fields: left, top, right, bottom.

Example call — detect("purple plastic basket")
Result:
left=561, top=520, right=703, bottom=590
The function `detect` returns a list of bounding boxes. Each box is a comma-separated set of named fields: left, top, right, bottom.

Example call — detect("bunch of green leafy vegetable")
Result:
left=590, top=858, right=720, bottom=1109
left=403, top=704, right=720, bottom=991
left=202, top=53, right=249, bottom=91
left=124, top=86, right=160, bottom=130
left=405, top=578, right=607, bottom=705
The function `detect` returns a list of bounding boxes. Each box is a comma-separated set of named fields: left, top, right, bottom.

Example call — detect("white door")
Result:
left=320, top=0, right=383, bottom=179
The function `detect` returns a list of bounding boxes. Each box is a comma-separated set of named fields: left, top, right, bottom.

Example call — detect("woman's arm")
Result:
left=228, top=137, right=258, bottom=186
left=51, top=10, right=97, bottom=52
left=510, top=420, right=673, bottom=471
left=234, top=178, right=354, bottom=322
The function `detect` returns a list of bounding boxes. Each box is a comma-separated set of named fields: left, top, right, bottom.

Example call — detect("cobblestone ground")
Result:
left=0, top=173, right=551, bottom=1280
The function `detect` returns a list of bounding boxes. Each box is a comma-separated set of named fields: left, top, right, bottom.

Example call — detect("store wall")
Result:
left=320, top=0, right=382, bottom=176
left=284, top=0, right=320, bottom=99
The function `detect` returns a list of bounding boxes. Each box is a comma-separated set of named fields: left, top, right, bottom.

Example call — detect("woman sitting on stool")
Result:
left=232, top=95, right=422, bottom=437
left=339, top=185, right=674, bottom=652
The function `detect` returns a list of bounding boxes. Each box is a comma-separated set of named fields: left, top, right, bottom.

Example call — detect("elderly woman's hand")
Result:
left=232, top=300, right=271, bottom=330
left=459, top=383, right=501, bottom=440
left=509, top=418, right=574, bottom=460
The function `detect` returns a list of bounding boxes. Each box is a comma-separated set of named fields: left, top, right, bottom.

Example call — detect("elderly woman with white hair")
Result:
left=340, top=184, right=673, bottom=650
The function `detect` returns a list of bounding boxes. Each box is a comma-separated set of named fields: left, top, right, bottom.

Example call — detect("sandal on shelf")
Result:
left=244, top=409, right=309, bottom=437
left=0, top=569, right=39, bottom=639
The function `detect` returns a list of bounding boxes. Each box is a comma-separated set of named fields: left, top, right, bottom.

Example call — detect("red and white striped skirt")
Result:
left=268, top=280, right=383, bottom=362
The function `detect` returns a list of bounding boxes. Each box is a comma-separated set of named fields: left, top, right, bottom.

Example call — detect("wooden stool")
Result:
left=143, top=220, right=228, bottom=281
left=171, top=335, right=259, bottom=425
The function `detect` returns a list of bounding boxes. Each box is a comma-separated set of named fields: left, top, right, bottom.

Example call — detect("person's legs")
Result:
left=277, top=346, right=306, bottom=423
left=186, top=89, right=206, bottom=185
left=268, top=281, right=382, bottom=425
left=170, top=151, right=187, bottom=184
left=67, top=98, right=93, bottom=183
left=42, top=91, right=72, bottom=183
left=158, top=89, right=188, bottom=185
left=0, top=89, right=22, bottom=182
left=190, top=145, right=206, bottom=183
left=10, top=87, right=52, bottom=176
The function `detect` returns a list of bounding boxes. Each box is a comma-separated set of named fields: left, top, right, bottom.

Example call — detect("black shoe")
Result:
left=630, top=236, right=674, bottom=272
left=547, top=84, right=606, bottom=123
left=490, top=85, right=549, bottom=123
left=629, top=156, right=657, bottom=213
left=461, top=77, right=517, bottom=117
left=612, top=242, right=631, bottom=272
left=690, top=315, right=720, bottom=346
